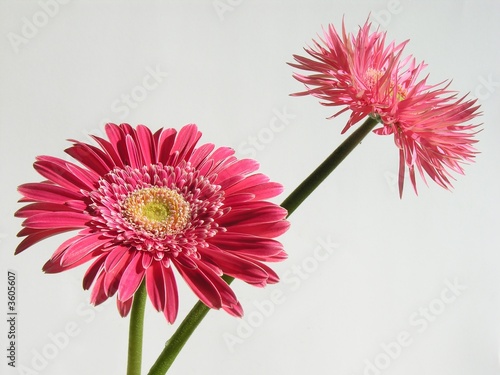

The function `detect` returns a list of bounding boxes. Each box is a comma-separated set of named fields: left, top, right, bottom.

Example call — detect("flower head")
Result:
left=290, top=18, right=481, bottom=196
left=16, top=124, right=289, bottom=323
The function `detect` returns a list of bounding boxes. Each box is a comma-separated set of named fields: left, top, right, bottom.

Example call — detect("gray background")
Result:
left=1, top=1, right=499, bottom=374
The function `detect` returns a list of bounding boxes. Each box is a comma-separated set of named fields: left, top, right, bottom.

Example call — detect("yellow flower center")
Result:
left=122, top=187, right=191, bottom=236
left=365, top=68, right=407, bottom=101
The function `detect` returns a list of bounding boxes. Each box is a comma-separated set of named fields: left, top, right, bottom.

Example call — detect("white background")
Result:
left=1, top=1, right=499, bottom=374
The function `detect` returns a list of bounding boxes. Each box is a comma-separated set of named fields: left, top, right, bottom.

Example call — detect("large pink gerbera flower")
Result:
left=290, top=18, right=480, bottom=196
left=15, top=123, right=289, bottom=323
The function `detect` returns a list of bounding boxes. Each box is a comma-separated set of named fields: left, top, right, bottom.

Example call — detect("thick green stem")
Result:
left=127, top=281, right=147, bottom=375
left=146, top=116, right=378, bottom=374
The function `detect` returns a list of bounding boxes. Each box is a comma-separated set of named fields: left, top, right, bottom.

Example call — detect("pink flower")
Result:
left=15, top=124, right=289, bottom=323
left=290, top=18, right=480, bottom=196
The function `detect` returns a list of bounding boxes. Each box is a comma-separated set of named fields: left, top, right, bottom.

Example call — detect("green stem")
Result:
left=148, top=275, right=234, bottom=375
left=127, top=281, right=147, bottom=375
left=281, top=116, right=378, bottom=216
left=147, top=116, right=379, bottom=374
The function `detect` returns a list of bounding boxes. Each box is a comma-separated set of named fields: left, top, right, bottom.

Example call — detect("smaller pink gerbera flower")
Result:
left=290, top=18, right=481, bottom=196
left=16, top=124, right=289, bottom=323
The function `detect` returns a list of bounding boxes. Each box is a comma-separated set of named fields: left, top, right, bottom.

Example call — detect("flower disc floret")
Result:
left=121, top=187, right=191, bottom=236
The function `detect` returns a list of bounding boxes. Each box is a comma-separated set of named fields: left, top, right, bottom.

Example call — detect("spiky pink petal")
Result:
left=290, top=18, right=480, bottom=195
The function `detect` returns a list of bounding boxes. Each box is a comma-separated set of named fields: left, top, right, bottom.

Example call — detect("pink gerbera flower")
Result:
left=290, top=18, right=480, bottom=196
left=15, top=123, right=289, bottom=323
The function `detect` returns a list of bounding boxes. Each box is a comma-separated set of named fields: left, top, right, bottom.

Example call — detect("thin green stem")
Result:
left=127, top=281, right=147, bottom=375
left=148, top=276, right=234, bottom=375
left=146, top=116, right=379, bottom=374
left=281, top=116, right=379, bottom=216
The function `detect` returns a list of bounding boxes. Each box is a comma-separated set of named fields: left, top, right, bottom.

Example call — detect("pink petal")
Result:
left=18, top=183, right=83, bottom=204
left=210, top=233, right=286, bottom=261
left=65, top=141, right=114, bottom=176
left=65, top=163, right=99, bottom=190
left=215, top=159, right=260, bottom=183
left=103, top=249, right=134, bottom=297
left=15, top=202, right=75, bottom=218
left=219, top=193, right=255, bottom=206
left=104, top=246, right=133, bottom=273
left=141, top=252, right=153, bottom=269
left=229, top=220, right=291, bottom=238
left=162, top=266, right=179, bottom=323
left=105, top=124, right=131, bottom=166
left=82, top=255, right=107, bottom=290
left=34, top=156, right=95, bottom=191
left=155, top=127, right=177, bottom=164
left=117, top=297, right=134, bottom=317
left=200, top=246, right=271, bottom=286
left=224, top=174, right=283, bottom=199
left=218, top=204, right=288, bottom=227
left=136, top=125, right=155, bottom=166
left=118, top=252, right=146, bottom=301
left=60, top=235, right=108, bottom=268
left=44, top=247, right=102, bottom=274
left=194, top=261, right=240, bottom=314
left=15, top=228, right=76, bottom=254
left=23, top=211, right=91, bottom=229
left=125, top=134, right=142, bottom=168
left=174, top=259, right=222, bottom=309
left=168, top=124, right=201, bottom=165
left=90, top=272, right=108, bottom=305
left=104, top=123, right=124, bottom=149
left=197, top=147, right=235, bottom=176
left=42, top=232, right=103, bottom=274
left=50, top=235, right=88, bottom=261
left=223, top=301, right=244, bottom=317
left=91, top=134, right=124, bottom=168
left=146, top=263, right=166, bottom=311
left=189, top=143, right=216, bottom=169
left=174, top=254, right=198, bottom=269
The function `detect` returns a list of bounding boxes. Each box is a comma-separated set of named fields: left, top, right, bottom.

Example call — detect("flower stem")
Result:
left=127, top=281, right=147, bottom=375
left=148, top=275, right=234, bottom=375
left=280, top=116, right=379, bottom=216
left=146, top=116, right=378, bottom=374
